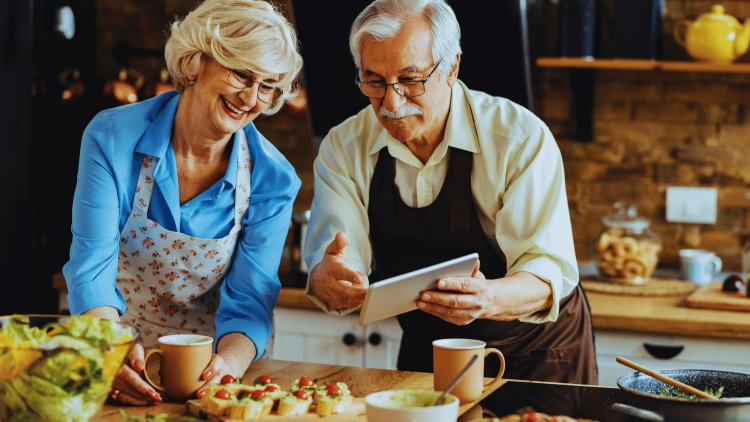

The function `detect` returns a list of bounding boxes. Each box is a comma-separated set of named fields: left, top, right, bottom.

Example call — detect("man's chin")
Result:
left=383, top=121, right=417, bottom=142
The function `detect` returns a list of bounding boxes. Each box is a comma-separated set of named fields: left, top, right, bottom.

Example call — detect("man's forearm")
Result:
left=484, top=272, right=553, bottom=321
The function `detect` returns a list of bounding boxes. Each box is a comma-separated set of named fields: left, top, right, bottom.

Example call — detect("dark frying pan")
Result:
left=613, top=369, right=750, bottom=421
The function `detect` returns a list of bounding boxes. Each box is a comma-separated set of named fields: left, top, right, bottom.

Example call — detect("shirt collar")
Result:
left=367, top=80, right=480, bottom=165
left=135, top=93, right=179, bottom=159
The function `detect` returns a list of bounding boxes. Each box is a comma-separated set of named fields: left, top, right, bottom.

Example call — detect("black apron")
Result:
left=367, top=147, right=598, bottom=384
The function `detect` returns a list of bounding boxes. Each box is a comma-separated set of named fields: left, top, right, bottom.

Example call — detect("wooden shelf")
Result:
left=537, top=57, right=750, bottom=74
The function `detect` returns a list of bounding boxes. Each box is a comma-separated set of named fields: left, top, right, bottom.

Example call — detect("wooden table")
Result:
left=95, top=359, right=501, bottom=421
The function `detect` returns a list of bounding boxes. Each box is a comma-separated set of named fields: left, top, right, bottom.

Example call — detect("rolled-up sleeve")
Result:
left=216, top=154, right=300, bottom=359
left=494, top=125, right=579, bottom=323
left=63, top=115, right=126, bottom=315
left=303, top=131, right=371, bottom=316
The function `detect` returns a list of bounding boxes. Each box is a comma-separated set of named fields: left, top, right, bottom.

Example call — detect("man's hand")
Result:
left=416, top=260, right=495, bottom=326
left=308, top=232, right=369, bottom=310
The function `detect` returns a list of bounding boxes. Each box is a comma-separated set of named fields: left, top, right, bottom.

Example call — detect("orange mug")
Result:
left=433, top=338, right=505, bottom=403
left=143, top=334, right=213, bottom=400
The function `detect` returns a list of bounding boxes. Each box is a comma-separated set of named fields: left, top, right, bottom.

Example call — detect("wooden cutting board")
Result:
left=186, top=398, right=365, bottom=421
left=685, top=281, right=750, bottom=311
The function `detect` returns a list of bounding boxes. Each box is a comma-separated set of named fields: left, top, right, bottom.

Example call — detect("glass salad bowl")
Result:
left=0, top=314, right=139, bottom=422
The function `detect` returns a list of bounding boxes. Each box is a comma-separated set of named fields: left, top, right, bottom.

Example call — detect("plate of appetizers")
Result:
left=186, top=374, right=365, bottom=421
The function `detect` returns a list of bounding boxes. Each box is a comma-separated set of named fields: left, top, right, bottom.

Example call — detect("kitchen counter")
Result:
left=53, top=273, right=750, bottom=340
left=277, top=287, right=750, bottom=340
left=96, top=359, right=629, bottom=421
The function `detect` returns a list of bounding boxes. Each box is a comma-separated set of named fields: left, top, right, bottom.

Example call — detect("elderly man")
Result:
left=303, top=0, right=597, bottom=384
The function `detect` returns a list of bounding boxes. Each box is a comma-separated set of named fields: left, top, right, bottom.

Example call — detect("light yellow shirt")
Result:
left=304, top=80, right=579, bottom=323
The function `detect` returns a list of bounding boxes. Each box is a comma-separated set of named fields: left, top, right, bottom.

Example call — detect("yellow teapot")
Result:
left=674, top=4, right=750, bottom=63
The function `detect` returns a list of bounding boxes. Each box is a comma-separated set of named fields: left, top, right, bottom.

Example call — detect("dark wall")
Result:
left=0, top=0, right=33, bottom=313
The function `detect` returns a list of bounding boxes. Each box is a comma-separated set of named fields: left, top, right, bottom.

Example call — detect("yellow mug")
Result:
left=143, top=334, right=213, bottom=401
left=433, top=338, right=505, bottom=403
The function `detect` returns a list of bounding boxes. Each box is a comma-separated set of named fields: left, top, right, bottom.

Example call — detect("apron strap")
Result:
left=133, top=156, right=158, bottom=213
left=234, top=131, right=252, bottom=227
left=450, top=149, right=472, bottom=232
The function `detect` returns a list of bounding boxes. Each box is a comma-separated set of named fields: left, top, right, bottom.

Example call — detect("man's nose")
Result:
left=382, top=83, right=405, bottom=112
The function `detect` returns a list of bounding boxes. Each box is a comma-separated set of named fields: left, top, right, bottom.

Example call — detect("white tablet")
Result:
left=358, top=253, right=479, bottom=325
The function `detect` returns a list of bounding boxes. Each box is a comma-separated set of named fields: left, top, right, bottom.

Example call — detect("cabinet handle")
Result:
left=368, top=333, right=382, bottom=346
left=342, top=333, right=357, bottom=346
left=643, top=343, right=684, bottom=360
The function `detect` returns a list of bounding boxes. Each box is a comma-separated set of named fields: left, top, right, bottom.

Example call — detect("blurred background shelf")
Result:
left=537, top=57, right=750, bottom=74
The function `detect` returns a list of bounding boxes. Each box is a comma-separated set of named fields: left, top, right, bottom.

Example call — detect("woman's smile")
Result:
left=219, top=95, right=247, bottom=120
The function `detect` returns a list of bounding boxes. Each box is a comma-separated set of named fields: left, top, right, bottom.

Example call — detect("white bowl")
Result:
left=364, top=389, right=459, bottom=422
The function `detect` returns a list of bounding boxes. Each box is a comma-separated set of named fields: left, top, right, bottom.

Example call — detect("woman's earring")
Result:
left=188, top=79, right=195, bottom=86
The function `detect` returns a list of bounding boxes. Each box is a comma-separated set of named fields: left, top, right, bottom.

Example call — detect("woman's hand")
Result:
left=195, top=333, right=256, bottom=398
left=196, top=354, right=236, bottom=398
left=110, top=344, right=163, bottom=406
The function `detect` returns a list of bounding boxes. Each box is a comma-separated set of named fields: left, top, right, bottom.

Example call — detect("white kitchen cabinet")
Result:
left=595, top=329, right=750, bottom=386
left=270, top=308, right=402, bottom=369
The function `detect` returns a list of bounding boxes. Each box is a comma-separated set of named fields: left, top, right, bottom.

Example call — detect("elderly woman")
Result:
left=62, top=0, right=302, bottom=405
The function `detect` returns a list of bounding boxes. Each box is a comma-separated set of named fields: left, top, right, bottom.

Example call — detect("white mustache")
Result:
left=379, top=104, right=423, bottom=119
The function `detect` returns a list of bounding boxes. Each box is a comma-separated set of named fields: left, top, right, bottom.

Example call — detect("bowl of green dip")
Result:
left=364, top=389, right=459, bottom=421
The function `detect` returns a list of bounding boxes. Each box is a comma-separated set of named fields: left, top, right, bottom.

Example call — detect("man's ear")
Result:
left=447, top=53, right=461, bottom=86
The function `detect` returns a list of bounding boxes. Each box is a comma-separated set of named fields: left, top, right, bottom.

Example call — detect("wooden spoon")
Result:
left=616, top=356, right=717, bottom=400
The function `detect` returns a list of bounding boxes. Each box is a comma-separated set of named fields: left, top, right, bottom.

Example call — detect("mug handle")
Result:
left=482, top=348, right=505, bottom=393
left=142, top=348, right=166, bottom=393
left=712, top=256, right=723, bottom=275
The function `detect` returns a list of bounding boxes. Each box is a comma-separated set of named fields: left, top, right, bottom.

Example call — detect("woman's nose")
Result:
left=238, top=82, right=259, bottom=108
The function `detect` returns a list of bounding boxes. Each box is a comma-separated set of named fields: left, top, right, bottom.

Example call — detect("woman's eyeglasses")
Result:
left=226, top=69, right=282, bottom=105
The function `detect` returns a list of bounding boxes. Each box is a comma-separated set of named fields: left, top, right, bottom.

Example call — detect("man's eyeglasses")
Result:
left=355, top=61, right=441, bottom=99
left=227, top=69, right=283, bottom=105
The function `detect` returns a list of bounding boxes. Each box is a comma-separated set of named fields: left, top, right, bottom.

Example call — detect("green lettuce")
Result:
left=0, top=315, right=136, bottom=421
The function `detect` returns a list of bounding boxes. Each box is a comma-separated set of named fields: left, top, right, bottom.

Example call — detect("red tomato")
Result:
left=214, top=389, right=231, bottom=400
left=325, top=383, right=340, bottom=396
left=298, top=376, right=313, bottom=387
left=294, top=389, right=309, bottom=400
left=251, top=390, right=266, bottom=400
left=257, top=374, right=272, bottom=384
left=522, top=412, right=548, bottom=422
left=220, top=374, right=235, bottom=385
left=264, top=385, right=278, bottom=392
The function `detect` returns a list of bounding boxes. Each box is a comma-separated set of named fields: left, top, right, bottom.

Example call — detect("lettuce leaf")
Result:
left=0, top=315, right=136, bottom=421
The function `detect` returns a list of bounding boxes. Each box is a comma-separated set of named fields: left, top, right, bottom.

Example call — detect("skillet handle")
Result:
left=611, top=403, right=665, bottom=422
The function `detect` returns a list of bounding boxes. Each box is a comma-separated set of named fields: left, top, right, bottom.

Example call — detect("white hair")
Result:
left=165, top=0, right=303, bottom=115
left=349, top=0, right=461, bottom=75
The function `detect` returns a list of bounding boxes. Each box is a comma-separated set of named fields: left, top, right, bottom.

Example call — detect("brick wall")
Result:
left=96, top=0, right=750, bottom=271
left=539, top=0, right=750, bottom=269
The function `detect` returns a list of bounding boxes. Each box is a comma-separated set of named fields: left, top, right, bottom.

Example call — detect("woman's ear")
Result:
left=447, top=53, right=461, bottom=86
left=184, top=53, right=203, bottom=83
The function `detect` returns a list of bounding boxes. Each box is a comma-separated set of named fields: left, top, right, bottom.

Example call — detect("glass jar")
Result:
left=594, top=202, right=661, bottom=285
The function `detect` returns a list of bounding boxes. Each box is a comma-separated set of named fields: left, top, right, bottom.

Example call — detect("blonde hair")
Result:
left=165, top=0, right=303, bottom=115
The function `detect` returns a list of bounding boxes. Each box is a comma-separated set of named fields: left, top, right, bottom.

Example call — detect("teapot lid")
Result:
left=602, top=202, right=650, bottom=232
left=698, top=4, right=740, bottom=25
